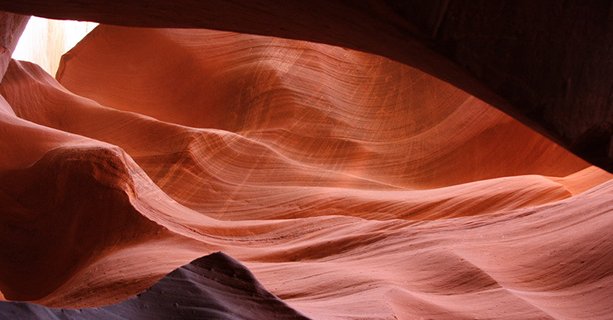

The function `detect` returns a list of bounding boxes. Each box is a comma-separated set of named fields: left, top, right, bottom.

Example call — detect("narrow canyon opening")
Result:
left=12, top=16, right=96, bottom=76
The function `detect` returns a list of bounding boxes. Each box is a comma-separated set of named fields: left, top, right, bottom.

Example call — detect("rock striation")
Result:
left=0, top=16, right=611, bottom=320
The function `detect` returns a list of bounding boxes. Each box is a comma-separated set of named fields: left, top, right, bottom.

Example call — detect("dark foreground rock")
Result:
left=0, top=252, right=309, bottom=320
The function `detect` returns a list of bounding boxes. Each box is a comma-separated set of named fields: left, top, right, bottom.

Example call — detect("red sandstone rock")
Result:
left=0, top=19, right=611, bottom=320
left=0, top=1, right=610, bottom=169
left=0, top=12, right=27, bottom=80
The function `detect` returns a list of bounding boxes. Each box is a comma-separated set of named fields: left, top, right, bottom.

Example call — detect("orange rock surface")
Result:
left=0, top=25, right=611, bottom=319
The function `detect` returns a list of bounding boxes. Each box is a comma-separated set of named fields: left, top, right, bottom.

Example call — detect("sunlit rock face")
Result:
left=0, top=12, right=612, bottom=320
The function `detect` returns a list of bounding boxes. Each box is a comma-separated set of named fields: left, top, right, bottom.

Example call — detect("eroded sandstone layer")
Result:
left=0, top=23, right=611, bottom=320
left=0, top=1, right=610, bottom=169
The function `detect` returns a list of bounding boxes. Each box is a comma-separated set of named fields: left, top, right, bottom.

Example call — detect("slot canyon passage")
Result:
left=0, top=3, right=612, bottom=320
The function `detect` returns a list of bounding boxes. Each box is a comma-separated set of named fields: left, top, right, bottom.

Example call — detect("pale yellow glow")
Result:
left=12, top=16, right=97, bottom=76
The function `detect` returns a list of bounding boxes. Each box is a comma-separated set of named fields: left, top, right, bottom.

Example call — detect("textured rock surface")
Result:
left=410, top=0, right=613, bottom=170
left=0, top=1, right=609, bottom=170
left=0, top=12, right=27, bottom=80
left=0, top=252, right=308, bottom=320
left=0, top=24, right=610, bottom=319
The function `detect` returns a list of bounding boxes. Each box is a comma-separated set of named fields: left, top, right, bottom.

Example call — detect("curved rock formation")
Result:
left=0, top=19, right=611, bottom=320
left=0, top=1, right=610, bottom=170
